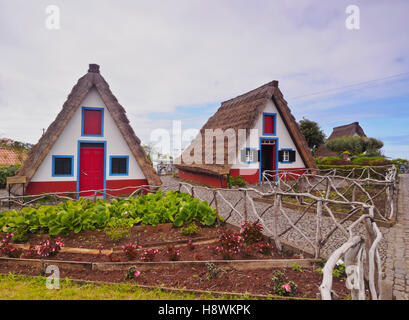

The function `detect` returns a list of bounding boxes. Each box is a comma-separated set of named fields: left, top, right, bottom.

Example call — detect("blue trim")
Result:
left=109, top=156, right=129, bottom=176
left=262, top=112, right=277, bottom=136
left=81, top=107, right=104, bottom=137
left=242, top=147, right=258, bottom=164
left=279, top=148, right=295, bottom=164
left=77, top=140, right=107, bottom=199
left=259, top=137, right=279, bottom=183
left=51, top=155, right=74, bottom=177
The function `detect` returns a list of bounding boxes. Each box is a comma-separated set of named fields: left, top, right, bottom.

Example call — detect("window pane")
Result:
left=83, top=109, right=102, bottom=135
left=264, top=115, right=275, bottom=134
left=54, top=157, right=72, bottom=175
left=111, top=157, right=127, bottom=174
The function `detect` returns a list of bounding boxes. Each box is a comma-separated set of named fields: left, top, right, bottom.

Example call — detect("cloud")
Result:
left=0, top=0, right=408, bottom=159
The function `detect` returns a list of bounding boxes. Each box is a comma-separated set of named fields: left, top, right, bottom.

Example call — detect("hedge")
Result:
left=0, top=165, right=21, bottom=189
left=317, top=164, right=396, bottom=178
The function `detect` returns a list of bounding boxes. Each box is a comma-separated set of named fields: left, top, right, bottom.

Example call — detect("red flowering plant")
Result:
left=240, top=221, right=264, bottom=245
left=166, top=244, right=181, bottom=261
left=36, top=237, right=64, bottom=258
left=271, top=270, right=297, bottom=297
left=125, top=266, right=141, bottom=280
left=140, top=248, right=159, bottom=262
left=210, top=227, right=244, bottom=260
left=0, top=233, right=23, bottom=258
left=122, top=242, right=142, bottom=260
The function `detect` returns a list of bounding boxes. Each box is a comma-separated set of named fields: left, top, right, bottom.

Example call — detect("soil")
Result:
left=24, top=223, right=220, bottom=250
left=0, top=261, right=349, bottom=299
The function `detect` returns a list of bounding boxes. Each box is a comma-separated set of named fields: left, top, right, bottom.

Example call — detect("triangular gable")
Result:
left=18, top=64, right=161, bottom=188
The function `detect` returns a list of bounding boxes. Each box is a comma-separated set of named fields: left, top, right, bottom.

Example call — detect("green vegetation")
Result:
left=0, top=164, right=21, bottom=189
left=0, top=273, right=247, bottom=300
left=291, top=262, right=303, bottom=272
left=180, top=223, right=200, bottom=236
left=104, top=217, right=133, bottom=242
left=326, top=136, right=383, bottom=156
left=227, top=175, right=247, bottom=188
left=299, top=118, right=326, bottom=155
left=0, top=190, right=218, bottom=240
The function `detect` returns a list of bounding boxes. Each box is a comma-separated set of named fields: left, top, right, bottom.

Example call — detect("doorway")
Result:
left=78, top=142, right=105, bottom=196
left=259, top=138, right=278, bottom=183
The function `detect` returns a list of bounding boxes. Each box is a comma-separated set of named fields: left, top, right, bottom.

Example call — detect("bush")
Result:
left=180, top=223, right=200, bottom=236
left=271, top=270, right=297, bottom=297
left=0, top=165, right=21, bottom=189
left=227, top=175, right=247, bottom=188
left=105, top=218, right=133, bottom=242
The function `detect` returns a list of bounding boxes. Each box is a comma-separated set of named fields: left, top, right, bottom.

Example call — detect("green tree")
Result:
left=299, top=118, right=326, bottom=155
left=326, top=136, right=383, bottom=156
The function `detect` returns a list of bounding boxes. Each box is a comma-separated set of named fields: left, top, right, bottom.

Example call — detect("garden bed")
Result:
left=0, top=258, right=349, bottom=299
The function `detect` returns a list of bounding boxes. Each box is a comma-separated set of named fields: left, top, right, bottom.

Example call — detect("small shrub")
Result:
left=36, top=237, right=64, bottom=258
left=166, top=244, right=181, bottom=261
left=211, top=227, right=244, bottom=260
left=271, top=270, right=297, bottom=297
left=122, top=242, right=142, bottom=260
left=21, top=246, right=37, bottom=259
left=240, top=221, right=263, bottom=245
left=180, top=223, right=200, bottom=236
left=206, top=262, right=222, bottom=280
left=140, top=248, right=159, bottom=262
left=291, top=262, right=303, bottom=272
left=227, top=175, right=247, bottom=188
left=0, top=233, right=23, bottom=258
left=125, top=266, right=141, bottom=280
left=105, top=218, right=132, bottom=242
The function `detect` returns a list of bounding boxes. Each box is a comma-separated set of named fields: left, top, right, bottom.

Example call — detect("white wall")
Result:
left=231, top=99, right=306, bottom=169
left=31, top=88, right=146, bottom=182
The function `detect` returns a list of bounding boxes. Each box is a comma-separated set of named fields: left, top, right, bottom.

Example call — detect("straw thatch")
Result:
left=316, top=122, right=367, bottom=157
left=16, top=64, right=161, bottom=190
left=175, top=80, right=317, bottom=176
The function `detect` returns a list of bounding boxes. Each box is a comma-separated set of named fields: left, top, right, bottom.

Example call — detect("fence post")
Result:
left=93, top=191, right=97, bottom=203
left=243, top=190, right=248, bottom=223
left=298, top=175, right=305, bottom=204
left=213, top=190, right=220, bottom=226
left=315, top=200, right=323, bottom=258
left=178, top=183, right=181, bottom=192
left=272, top=194, right=282, bottom=252
left=191, top=186, right=195, bottom=198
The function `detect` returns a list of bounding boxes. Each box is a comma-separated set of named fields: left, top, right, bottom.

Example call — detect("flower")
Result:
left=281, top=284, right=291, bottom=292
left=134, top=270, right=141, bottom=277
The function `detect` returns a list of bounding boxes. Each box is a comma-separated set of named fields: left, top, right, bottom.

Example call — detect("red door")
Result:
left=79, top=143, right=105, bottom=196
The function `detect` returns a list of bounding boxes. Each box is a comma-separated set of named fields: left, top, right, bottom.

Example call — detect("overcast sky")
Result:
left=1, top=0, right=408, bottom=159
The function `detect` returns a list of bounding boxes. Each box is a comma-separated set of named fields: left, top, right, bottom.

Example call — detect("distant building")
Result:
left=0, top=148, right=27, bottom=166
left=316, top=122, right=367, bottom=157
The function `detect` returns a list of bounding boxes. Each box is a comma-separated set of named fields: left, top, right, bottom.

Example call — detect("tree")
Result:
left=326, top=136, right=383, bottom=156
left=299, top=118, right=326, bottom=155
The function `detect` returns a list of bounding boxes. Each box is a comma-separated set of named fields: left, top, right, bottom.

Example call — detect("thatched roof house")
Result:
left=316, top=122, right=367, bottom=157
left=15, top=64, right=161, bottom=195
left=175, top=80, right=317, bottom=187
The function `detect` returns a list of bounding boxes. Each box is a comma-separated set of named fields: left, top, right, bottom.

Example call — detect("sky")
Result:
left=0, top=0, right=408, bottom=159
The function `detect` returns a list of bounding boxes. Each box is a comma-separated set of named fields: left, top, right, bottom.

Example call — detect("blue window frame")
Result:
left=109, top=156, right=129, bottom=176
left=52, top=155, right=74, bottom=177
left=262, top=112, right=277, bottom=136
left=81, top=106, right=104, bottom=137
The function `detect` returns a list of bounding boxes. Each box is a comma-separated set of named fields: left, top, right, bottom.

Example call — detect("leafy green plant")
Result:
left=227, top=175, right=247, bottom=188
left=0, top=190, right=218, bottom=239
left=104, top=218, right=133, bottom=242
left=0, top=165, right=21, bottom=188
left=291, top=262, right=303, bottom=272
left=180, top=223, right=200, bottom=236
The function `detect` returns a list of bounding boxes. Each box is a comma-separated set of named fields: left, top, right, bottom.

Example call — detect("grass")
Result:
left=0, top=273, right=254, bottom=300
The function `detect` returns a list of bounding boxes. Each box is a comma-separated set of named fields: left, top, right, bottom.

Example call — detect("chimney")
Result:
left=272, top=80, right=279, bottom=87
left=88, top=64, right=100, bottom=73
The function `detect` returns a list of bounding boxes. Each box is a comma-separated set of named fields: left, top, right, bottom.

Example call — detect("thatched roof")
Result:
left=17, top=64, right=161, bottom=189
left=328, top=122, right=366, bottom=140
left=175, top=80, right=317, bottom=176
left=316, top=122, right=367, bottom=157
